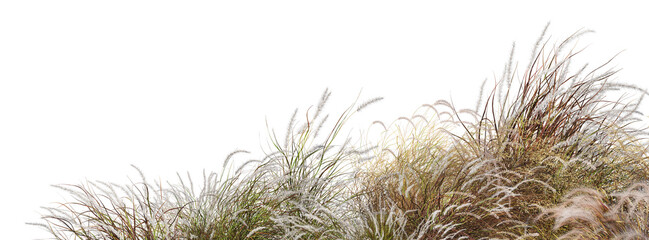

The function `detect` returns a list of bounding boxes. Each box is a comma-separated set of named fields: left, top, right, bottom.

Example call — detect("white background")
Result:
left=1, top=1, right=648, bottom=239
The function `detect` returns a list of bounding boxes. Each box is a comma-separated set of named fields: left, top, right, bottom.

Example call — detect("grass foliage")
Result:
left=33, top=27, right=649, bottom=239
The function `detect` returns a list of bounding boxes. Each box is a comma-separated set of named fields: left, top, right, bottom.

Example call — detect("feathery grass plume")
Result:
left=545, top=182, right=649, bottom=239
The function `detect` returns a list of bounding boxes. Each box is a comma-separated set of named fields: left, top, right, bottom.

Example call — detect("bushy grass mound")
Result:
left=32, top=28, right=649, bottom=239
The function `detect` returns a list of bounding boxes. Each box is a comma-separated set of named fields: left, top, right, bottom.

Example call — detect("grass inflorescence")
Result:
left=33, top=27, right=649, bottom=239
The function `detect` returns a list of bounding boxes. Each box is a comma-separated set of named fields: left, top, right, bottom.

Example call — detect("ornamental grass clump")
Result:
left=358, top=26, right=649, bottom=239
left=31, top=156, right=277, bottom=239
left=244, top=89, right=380, bottom=239
left=30, top=166, right=184, bottom=239
left=471, top=28, right=649, bottom=237
left=32, top=26, right=649, bottom=239
left=33, top=89, right=380, bottom=240
left=357, top=104, right=522, bottom=239
left=166, top=153, right=276, bottom=239
left=358, top=95, right=544, bottom=239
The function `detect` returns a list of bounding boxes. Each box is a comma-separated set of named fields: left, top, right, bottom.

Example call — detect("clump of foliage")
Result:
left=32, top=26, right=649, bottom=239
left=31, top=90, right=381, bottom=239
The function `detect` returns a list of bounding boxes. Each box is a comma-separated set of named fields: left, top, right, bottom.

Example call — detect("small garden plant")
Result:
left=31, top=26, right=649, bottom=239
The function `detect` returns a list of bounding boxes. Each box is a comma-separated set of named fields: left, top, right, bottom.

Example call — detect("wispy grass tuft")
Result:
left=544, top=182, right=649, bottom=239
left=32, top=166, right=183, bottom=239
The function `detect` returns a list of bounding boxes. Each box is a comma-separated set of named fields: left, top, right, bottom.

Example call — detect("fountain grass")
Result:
left=32, top=27, right=649, bottom=239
